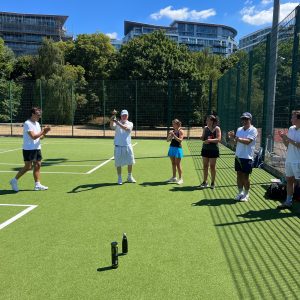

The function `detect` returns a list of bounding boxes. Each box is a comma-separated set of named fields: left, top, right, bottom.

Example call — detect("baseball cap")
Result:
left=121, top=109, right=128, bottom=116
left=240, top=112, right=252, bottom=120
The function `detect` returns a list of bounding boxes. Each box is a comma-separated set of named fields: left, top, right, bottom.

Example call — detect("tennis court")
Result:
left=0, top=137, right=299, bottom=299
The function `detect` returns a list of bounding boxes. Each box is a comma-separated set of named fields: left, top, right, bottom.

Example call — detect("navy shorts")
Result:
left=235, top=157, right=253, bottom=174
left=23, top=149, right=42, bottom=162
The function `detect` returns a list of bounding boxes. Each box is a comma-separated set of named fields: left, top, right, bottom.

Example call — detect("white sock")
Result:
left=128, top=173, right=132, bottom=177
left=238, top=188, right=243, bottom=194
left=35, top=182, right=40, bottom=186
left=244, top=190, right=249, bottom=196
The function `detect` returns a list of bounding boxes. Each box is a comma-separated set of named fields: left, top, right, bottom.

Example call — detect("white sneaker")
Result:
left=10, top=178, right=19, bottom=192
left=166, top=177, right=177, bottom=183
left=240, top=194, right=249, bottom=202
left=235, top=192, right=244, bottom=201
left=127, top=176, right=136, bottom=183
left=118, top=177, right=122, bottom=185
left=177, top=178, right=183, bottom=185
left=34, top=184, right=48, bottom=191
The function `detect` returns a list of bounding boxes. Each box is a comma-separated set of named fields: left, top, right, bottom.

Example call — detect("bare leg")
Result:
left=170, top=157, right=176, bottom=178
left=202, top=157, right=209, bottom=183
left=128, top=165, right=132, bottom=173
left=175, top=158, right=182, bottom=179
left=33, top=161, right=41, bottom=183
left=286, top=176, right=295, bottom=198
left=15, top=161, right=32, bottom=180
left=237, top=171, right=243, bottom=191
left=117, top=167, right=121, bottom=176
left=209, top=158, right=217, bottom=183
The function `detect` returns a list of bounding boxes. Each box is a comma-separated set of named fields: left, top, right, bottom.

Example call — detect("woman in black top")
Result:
left=200, top=115, right=221, bottom=189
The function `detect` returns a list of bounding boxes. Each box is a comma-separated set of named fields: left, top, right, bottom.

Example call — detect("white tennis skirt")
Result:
left=114, top=145, right=135, bottom=167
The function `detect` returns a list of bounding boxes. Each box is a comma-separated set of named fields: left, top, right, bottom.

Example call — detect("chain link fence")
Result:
left=217, top=5, right=300, bottom=176
left=0, top=79, right=215, bottom=139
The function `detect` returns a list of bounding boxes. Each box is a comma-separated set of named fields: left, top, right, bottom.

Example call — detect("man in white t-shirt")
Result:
left=110, top=109, right=136, bottom=185
left=277, top=110, right=300, bottom=209
left=228, top=112, right=258, bottom=202
left=10, top=107, right=51, bottom=192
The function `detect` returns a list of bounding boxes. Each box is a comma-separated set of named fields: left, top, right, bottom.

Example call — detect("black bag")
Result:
left=265, top=183, right=287, bottom=200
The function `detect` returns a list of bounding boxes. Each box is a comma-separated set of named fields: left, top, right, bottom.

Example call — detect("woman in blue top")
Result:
left=166, top=119, right=184, bottom=185
left=200, top=115, right=221, bottom=189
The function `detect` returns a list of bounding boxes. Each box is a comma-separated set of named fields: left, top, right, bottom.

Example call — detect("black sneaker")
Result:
left=199, top=182, right=208, bottom=189
left=276, top=201, right=292, bottom=210
left=210, top=183, right=215, bottom=190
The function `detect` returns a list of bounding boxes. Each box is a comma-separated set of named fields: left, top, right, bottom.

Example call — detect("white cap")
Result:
left=121, top=109, right=128, bottom=116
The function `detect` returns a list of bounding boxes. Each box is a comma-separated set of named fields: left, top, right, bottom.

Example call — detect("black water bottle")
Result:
left=122, top=233, right=128, bottom=254
left=111, top=241, right=118, bottom=269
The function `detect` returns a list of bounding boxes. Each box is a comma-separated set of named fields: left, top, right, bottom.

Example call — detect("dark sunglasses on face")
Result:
left=241, top=118, right=249, bottom=121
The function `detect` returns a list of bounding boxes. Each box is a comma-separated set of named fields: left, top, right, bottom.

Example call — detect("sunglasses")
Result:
left=241, top=117, right=250, bottom=121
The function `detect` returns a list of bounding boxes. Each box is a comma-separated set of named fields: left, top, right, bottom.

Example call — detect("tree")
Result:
left=0, top=79, right=22, bottom=122
left=67, top=33, right=115, bottom=81
left=0, top=38, right=15, bottom=79
left=112, top=30, right=198, bottom=81
left=34, top=39, right=87, bottom=124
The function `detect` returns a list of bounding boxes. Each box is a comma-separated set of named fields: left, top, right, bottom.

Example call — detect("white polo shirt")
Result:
left=286, top=125, right=300, bottom=163
left=23, top=120, right=41, bottom=150
left=113, top=120, right=133, bottom=146
left=235, top=125, right=258, bottom=160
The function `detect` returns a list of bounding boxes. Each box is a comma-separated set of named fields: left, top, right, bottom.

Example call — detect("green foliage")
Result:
left=10, top=55, right=36, bottom=81
left=0, top=38, right=15, bottom=79
left=67, top=33, right=115, bottom=80
left=0, top=79, right=22, bottom=122
left=112, top=30, right=198, bottom=81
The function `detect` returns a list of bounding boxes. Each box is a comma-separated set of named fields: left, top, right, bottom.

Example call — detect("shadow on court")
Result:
left=97, top=266, right=114, bottom=272
left=68, top=183, right=118, bottom=193
left=0, top=190, right=18, bottom=195
left=192, top=198, right=237, bottom=206
left=170, top=186, right=200, bottom=192
left=140, top=181, right=169, bottom=187
left=215, top=208, right=300, bottom=226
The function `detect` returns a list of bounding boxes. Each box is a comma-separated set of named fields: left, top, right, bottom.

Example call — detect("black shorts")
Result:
left=201, top=148, right=219, bottom=158
left=235, top=157, right=253, bottom=174
left=23, top=149, right=42, bottom=162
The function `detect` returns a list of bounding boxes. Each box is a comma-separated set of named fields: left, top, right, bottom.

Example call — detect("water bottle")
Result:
left=122, top=233, right=128, bottom=254
left=111, top=241, right=118, bottom=269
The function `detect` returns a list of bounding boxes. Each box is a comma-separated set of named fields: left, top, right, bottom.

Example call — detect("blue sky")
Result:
left=1, top=0, right=299, bottom=40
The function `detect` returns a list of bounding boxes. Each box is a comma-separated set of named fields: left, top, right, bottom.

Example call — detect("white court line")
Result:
left=0, top=148, right=22, bottom=154
left=0, top=204, right=38, bottom=230
left=86, top=142, right=138, bottom=174
left=0, top=162, right=94, bottom=167
left=0, top=170, right=85, bottom=175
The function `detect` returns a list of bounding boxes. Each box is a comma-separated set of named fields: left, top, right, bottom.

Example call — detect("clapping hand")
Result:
left=111, top=109, right=118, bottom=121
left=43, top=126, right=51, bottom=134
left=279, top=130, right=287, bottom=140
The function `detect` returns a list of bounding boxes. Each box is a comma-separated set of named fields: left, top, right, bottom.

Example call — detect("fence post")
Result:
left=39, top=79, right=43, bottom=128
left=71, top=83, right=74, bottom=137
left=102, top=80, right=105, bottom=137
left=235, top=63, right=241, bottom=130
left=9, top=81, right=12, bottom=136
left=135, top=80, right=138, bottom=138
left=167, top=80, right=173, bottom=134
left=261, top=34, right=271, bottom=156
left=290, top=6, right=300, bottom=112
left=265, top=0, right=280, bottom=153
left=208, top=79, right=213, bottom=115
left=247, top=51, right=253, bottom=112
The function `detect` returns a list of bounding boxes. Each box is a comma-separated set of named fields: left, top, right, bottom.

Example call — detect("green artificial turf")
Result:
left=0, top=137, right=299, bottom=299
